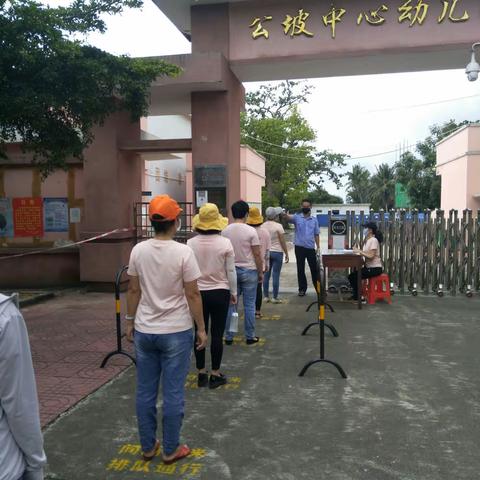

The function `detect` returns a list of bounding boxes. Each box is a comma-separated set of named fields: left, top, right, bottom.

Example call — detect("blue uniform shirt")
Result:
left=290, top=214, right=319, bottom=250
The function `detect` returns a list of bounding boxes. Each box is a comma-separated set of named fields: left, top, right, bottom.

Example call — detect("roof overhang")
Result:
left=153, top=0, right=248, bottom=35
left=147, top=53, right=234, bottom=116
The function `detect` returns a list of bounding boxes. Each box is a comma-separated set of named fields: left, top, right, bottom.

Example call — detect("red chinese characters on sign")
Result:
left=13, top=197, right=44, bottom=237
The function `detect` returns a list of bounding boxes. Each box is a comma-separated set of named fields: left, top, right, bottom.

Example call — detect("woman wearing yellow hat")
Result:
left=247, top=207, right=271, bottom=319
left=187, top=204, right=237, bottom=389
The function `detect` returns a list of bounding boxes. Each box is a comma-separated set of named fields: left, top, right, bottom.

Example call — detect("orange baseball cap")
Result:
left=148, top=195, right=183, bottom=221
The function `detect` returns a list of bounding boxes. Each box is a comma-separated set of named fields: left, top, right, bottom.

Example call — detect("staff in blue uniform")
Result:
left=284, top=199, right=320, bottom=296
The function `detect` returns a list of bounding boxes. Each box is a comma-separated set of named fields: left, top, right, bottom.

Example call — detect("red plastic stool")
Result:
left=363, top=274, right=392, bottom=305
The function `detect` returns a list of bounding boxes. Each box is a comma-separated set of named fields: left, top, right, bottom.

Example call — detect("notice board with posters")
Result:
left=43, top=197, right=69, bottom=232
left=0, top=198, right=14, bottom=237
left=13, top=197, right=44, bottom=237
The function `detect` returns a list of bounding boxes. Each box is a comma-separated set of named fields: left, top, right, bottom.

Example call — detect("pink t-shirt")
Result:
left=222, top=223, right=260, bottom=270
left=127, top=239, right=201, bottom=334
left=187, top=234, right=235, bottom=291
left=364, top=237, right=382, bottom=268
left=263, top=220, right=285, bottom=253
left=254, top=225, right=271, bottom=270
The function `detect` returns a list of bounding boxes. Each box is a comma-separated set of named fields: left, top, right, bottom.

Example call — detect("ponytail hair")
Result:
left=365, top=222, right=383, bottom=244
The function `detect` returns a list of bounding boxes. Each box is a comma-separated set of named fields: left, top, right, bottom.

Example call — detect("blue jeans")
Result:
left=225, top=267, right=258, bottom=341
left=134, top=329, right=193, bottom=456
left=263, top=252, right=284, bottom=299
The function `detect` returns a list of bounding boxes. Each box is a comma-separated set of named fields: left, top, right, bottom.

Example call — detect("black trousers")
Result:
left=295, top=246, right=318, bottom=293
left=255, top=283, right=262, bottom=312
left=348, top=267, right=383, bottom=300
left=194, top=289, right=230, bottom=371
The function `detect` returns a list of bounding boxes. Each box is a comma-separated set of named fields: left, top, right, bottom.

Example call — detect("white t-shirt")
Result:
left=222, top=223, right=260, bottom=270
left=263, top=220, right=285, bottom=253
left=364, top=237, right=382, bottom=269
left=187, top=234, right=235, bottom=291
left=127, top=239, right=201, bottom=334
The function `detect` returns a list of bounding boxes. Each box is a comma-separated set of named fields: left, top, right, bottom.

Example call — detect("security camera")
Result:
left=466, top=46, right=480, bottom=82
left=467, top=69, right=479, bottom=82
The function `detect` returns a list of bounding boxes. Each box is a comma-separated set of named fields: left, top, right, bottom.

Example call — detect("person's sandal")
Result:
left=255, top=312, right=262, bottom=319
left=142, top=439, right=160, bottom=461
left=246, top=337, right=260, bottom=345
left=162, top=444, right=191, bottom=465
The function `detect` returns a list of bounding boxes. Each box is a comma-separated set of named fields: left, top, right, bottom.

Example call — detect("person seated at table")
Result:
left=348, top=221, right=383, bottom=301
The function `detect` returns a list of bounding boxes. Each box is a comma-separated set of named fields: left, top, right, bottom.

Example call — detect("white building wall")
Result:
left=141, top=115, right=191, bottom=202
left=312, top=204, right=371, bottom=215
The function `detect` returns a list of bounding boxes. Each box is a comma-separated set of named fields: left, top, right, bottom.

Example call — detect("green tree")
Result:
left=242, top=81, right=346, bottom=207
left=0, top=0, right=180, bottom=175
left=345, top=164, right=371, bottom=204
left=395, top=120, right=470, bottom=209
left=307, top=185, right=343, bottom=204
left=371, top=163, right=396, bottom=211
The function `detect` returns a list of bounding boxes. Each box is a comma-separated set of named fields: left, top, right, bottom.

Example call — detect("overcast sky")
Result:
left=45, top=0, right=480, bottom=200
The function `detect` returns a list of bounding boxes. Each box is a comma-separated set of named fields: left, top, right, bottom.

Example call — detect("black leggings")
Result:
left=195, top=289, right=230, bottom=371
left=348, top=267, right=383, bottom=300
left=255, top=283, right=262, bottom=312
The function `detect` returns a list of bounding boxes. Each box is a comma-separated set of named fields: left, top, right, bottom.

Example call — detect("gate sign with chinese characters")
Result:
left=224, top=0, right=480, bottom=79
left=13, top=197, right=43, bottom=237
left=248, top=1, right=471, bottom=40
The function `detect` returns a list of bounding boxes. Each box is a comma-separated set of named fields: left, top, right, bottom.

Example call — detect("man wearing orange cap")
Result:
left=126, top=195, right=207, bottom=465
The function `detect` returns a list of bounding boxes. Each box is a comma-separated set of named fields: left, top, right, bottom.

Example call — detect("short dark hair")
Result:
left=151, top=214, right=175, bottom=234
left=302, top=199, right=312, bottom=206
left=231, top=200, right=249, bottom=219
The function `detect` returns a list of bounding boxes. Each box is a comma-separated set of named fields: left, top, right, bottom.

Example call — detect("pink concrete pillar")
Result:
left=191, top=75, right=244, bottom=215
left=191, top=4, right=245, bottom=215
left=79, top=111, right=142, bottom=288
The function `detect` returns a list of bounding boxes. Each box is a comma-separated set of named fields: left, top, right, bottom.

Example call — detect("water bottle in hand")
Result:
left=230, top=308, right=239, bottom=333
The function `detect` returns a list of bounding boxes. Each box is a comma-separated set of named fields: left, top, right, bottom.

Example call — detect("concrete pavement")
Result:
left=42, top=288, right=480, bottom=479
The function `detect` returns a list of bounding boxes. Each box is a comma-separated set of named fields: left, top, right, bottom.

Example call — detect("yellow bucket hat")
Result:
left=192, top=203, right=228, bottom=231
left=247, top=207, right=264, bottom=226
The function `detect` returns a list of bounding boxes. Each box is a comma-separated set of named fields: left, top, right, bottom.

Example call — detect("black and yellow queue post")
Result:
left=100, top=264, right=136, bottom=368
left=299, top=253, right=347, bottom=378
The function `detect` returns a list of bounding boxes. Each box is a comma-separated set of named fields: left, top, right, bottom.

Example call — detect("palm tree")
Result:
left=371, top=163, right=396, bottom=211
left=345, top=164, right=371, bottom=204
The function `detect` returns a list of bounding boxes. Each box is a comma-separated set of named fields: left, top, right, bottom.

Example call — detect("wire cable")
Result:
left=243, top=123, right=472, bottom=163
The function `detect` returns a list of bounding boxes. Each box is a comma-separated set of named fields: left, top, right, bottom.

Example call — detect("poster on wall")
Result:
left=196, top=190, right=208, bottom=207
left=43, top=197, right=68, bottom=232
left=13, top=197, right=43, bottom=237
left=0, top=198, right=14, bottom=237
left=69, top=208, right=81, bottom=224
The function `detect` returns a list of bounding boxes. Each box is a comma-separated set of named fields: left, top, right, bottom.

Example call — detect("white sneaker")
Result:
left=263, top=297, right=270, bottom=303
left=271, top=298, right=285, bottom=304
